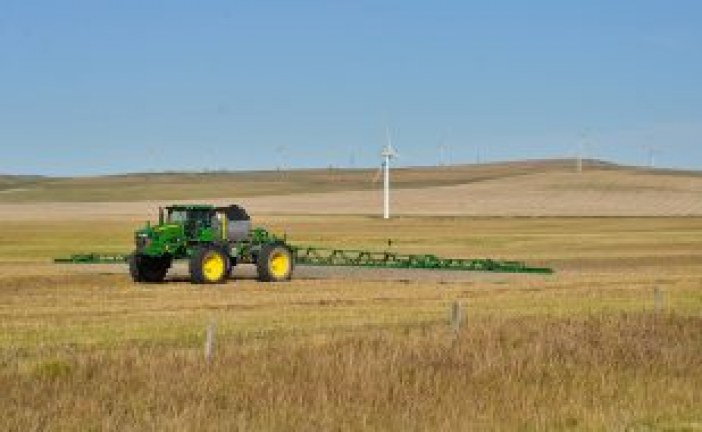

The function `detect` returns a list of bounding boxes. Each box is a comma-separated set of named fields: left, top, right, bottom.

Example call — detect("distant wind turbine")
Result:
left=577, top=131, right=593, bottom=173
left=381, top=127, right=398, bottom=220
left=438, top=139, right=448, bottom=167
left=642, top=145, right=659, bottom=168
left=348, top=148, right=357, bottom=169
left=274, top=145, right=288, bottom=171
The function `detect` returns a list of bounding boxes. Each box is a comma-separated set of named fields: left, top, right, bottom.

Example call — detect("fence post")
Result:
left=654, top=287, right=663, bottom=313
left=205, top=321, right=216, bottom=362
left=450, top=301, right=463, bottom=336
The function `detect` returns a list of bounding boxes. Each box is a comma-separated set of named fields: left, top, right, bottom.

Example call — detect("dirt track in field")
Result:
left=1, top=169, right=701, bottom=221
left=51, top=262, right=532, bottom=284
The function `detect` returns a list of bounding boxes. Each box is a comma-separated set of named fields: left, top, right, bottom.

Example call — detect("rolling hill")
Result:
left=0, top=159, right=664, bottom=203
left=1, top=159, right=701, bottom=218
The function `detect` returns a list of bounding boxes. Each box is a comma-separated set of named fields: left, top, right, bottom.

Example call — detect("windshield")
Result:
left=168, top=210, right=188, bottom=224
left=167, top=208, right=214, bottom=231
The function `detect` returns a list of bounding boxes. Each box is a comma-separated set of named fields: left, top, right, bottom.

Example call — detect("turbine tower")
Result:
left=577, top=131, right=592, bottom=173
left=642, top=145, right=658, bottom=168
left=274, top=145, right=288, bottom=171
left=438, top=129, right=451, bottom=166
left=438, top=140, right=448, bottom=167
left=381, top=128, right=398, bottom=219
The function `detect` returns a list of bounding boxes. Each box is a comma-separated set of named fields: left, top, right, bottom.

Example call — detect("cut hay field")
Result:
left=1, top=213, right=702, bottom=430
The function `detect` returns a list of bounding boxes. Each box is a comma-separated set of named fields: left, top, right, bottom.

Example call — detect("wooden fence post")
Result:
left=654, top=287, right=663, bottom=313
left=450, top=301, right=463, bottom=336
left=205, top=321, right=216, bottom=362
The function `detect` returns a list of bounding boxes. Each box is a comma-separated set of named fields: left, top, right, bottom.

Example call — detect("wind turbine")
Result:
left=642, top=145, right=658, bottom=168
left=438, top=139, right=448, bottom=167
left=348, top=148, right=357, bottom=169
left=576, top=131, right=592, bottom=173
left=381, top=127, right=398, bottom=219
left=437, top=129, right=452, bottom=167
left=273, top=145, right=289, bottom=180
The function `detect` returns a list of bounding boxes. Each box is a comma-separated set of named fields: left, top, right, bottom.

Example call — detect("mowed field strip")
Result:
left=2, top=215, right=701, bottom=350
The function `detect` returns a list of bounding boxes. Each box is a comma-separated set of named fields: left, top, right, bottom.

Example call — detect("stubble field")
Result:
left=1, top=214, right=702, bottom=430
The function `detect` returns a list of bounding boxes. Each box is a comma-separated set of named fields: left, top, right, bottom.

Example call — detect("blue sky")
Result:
left=1, top=0, right=701, bottom=175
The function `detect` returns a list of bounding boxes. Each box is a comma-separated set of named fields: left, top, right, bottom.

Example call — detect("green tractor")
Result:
left=129, top=204, right=294, bottom=284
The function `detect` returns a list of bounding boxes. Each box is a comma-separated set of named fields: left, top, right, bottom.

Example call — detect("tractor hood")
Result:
left=134, top=223, right=183, bottom=255
left=135, top=223, right=182, bottom=239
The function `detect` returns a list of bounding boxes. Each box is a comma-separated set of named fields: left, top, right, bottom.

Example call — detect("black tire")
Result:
left=190, top=246, right=230, bottom=284
left=257, top=243, right=294, bottom=282
left=129, top=253, right=171, bottom=283
left=128, top=254, right=142, bottom=282
left=226, top=257, right=236, bottom=279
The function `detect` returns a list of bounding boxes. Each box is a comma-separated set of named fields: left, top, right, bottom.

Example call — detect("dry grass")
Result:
left=3, top=314, right=701, bottom=431
left=1, top=215, right=702, bottom=429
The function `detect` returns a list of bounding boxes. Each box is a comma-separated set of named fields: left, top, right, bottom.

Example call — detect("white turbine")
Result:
left=438, top=130, right=451, bottom=167
left=577, top=131, right=592, bottom=173
left=381, top=128, right=398, bottom=220
left=438, top=140, right=448, bottom=167
left=642, top=145, right=658, bottom=168
left=274, top=145, right=287, bottom=171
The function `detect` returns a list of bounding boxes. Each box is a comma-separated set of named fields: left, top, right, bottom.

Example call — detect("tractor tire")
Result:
left=190, top=246, right=230, bottom=284
left=129, top=253, right=171, bottom=283
left=226, top=257, right=236, bottom=279
left=257, top=243, right=294, bottom=282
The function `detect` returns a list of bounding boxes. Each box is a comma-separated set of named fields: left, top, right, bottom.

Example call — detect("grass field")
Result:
left=1, top=215, right=702, bottom=430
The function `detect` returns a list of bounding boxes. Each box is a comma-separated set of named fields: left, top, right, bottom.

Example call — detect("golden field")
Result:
left=1, top=161, right=702, bottom=430
left=1, top=212, right=702, bottom=430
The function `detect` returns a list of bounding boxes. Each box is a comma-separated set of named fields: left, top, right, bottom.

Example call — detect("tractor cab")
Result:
left=159, top=204, right=251, bottom=240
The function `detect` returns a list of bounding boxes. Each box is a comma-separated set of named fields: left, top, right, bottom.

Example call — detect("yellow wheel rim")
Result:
left=202, top=252, right=225, bottom=281
left=269, top=250, right=290, bottom=279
